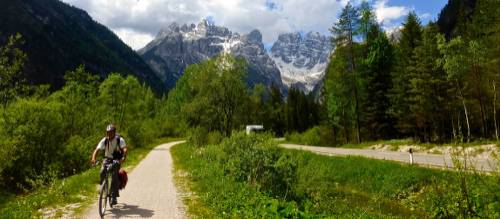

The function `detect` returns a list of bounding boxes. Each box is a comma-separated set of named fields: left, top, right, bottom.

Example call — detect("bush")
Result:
left=215, top=133, right=298, bottom=199
left=0, top=69, right=179, bottom=191
left=0, top=99, right=66, bottom=189
left=206, top=131, right=223, bottom=145
left=187, top=126, right=209, bottom=147
left=176, top=133, right=500, bottom=217
left=126, top=119, right=159, bottom=148
left=286, top=126, right=335, bottom=146
left=172, top=136, right=315, bottom=218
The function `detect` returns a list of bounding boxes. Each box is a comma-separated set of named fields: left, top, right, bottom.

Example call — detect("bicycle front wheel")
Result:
left=98, top=181, right=108, bottom=217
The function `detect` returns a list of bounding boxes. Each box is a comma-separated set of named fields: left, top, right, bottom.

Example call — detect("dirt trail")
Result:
left=281, top=144, right=498, bottom=172
left=81, top=141, right=186, bottom=218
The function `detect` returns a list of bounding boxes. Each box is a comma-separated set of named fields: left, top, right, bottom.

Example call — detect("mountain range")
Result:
left=0, top=0, right=333, bottom=95
left=139, top=20, right=332, bottom=93
left=0, top=0, right=165, bottom=93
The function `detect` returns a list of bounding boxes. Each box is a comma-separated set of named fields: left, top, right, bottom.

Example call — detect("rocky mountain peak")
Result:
left=246, top=29, right=262, bottom=44
left=139, top=21, right=284, bottom=91
left=270, top=31, right=332, bottom=93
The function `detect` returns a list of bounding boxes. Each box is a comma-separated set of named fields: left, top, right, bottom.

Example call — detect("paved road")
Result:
left=281, top=144, right=497, bottom=172
left=81, top=141, right=186, bottom=219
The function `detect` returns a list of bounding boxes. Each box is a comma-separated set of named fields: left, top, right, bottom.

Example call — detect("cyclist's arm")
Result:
left=92, top=138, right=106, bottom=164
left=119, top=137, right=128, bottom=163
left=91, top=148, right=99, bottom=164
left=121, top=147, right=128, bottom=163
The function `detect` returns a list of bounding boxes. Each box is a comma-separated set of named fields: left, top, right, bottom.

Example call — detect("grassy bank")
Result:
left=173, top=133, right=500, bottom=218
left=285, top=126, right=500, bottom=150
left=0, top=137, right=181, bottom=218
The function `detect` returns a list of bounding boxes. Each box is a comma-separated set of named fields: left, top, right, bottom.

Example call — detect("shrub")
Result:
left=206, top=131, right=223, bottom=145
left=217, top=133, right=298, bottom=199
left=0, top=99, right=66, bottom=189
left=286, top=126, right=335, bottom=146
left=187, top=126, right=209, bottom=147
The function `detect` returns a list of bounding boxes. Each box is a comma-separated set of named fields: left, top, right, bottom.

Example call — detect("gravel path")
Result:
left=81, top=141, right=186, bottom=219
left=281, top=144, right=497, bottom=172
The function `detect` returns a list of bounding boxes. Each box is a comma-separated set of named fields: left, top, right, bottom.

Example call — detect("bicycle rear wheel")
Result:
left=98, top=181, right=108, bottom=217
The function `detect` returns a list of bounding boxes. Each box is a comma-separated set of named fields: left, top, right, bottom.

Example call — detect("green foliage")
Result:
left=0, top=1, right=166, bottom=92
left=0, top=33, right=28, bottom=108
left=284, top=87, right=320, bottom=133
left=0, top=138, right=180, bottom=218
left=167, top=54, right=248, bottom=136
left=362, top=29, right=395, bottom=139
left=187, top=126, right=209, bottom=147
left=285, top=126, right=335, bottom=147
left=329, top=2, right=363, bottom=143
left=172, top=135, right=317, bottom=218
left=325, top=43, right=366, bottom=144
left=388, top=11, right=423, bottom=137
left=0, top=63, right=174, bottom=191
left=174, top=132, right=500, bottom=217
left=324, top=2, right=500, bottom=144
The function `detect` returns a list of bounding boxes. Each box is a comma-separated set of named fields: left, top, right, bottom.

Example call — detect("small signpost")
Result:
left=409, top=148, right=414, bottom=165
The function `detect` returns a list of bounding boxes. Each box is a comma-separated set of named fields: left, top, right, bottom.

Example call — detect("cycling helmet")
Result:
left=106, top=124, right=116, bottom=132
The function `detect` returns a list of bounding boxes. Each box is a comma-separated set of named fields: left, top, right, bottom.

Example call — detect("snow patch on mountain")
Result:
left=138, top=20, right=284, bottom=91
left=269, top=31, right=332, bottom=93
left=272, top=56, right=327, bottom=92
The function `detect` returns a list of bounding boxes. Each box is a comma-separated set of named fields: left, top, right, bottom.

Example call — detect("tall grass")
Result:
left=174, top=133, right=500, bottom=218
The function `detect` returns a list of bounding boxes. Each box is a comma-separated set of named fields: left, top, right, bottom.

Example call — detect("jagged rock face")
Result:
left=138, top=20, right=284, bottom=90
left=270, top=31, right=332, bottom=93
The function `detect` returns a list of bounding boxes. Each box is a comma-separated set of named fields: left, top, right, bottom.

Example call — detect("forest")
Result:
left=323, top=0, right=500, bottom=144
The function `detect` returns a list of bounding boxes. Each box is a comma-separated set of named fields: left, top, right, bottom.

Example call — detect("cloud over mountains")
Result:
left=62, top=0, right=414, bottom=50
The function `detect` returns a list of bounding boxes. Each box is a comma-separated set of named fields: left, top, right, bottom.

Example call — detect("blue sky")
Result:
left=384, top=0, right=448, bottom=25
left=62, top=0, right=450, bottom=50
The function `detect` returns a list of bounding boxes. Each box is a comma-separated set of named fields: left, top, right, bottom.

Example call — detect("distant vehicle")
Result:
left=246, top=125, right=264, bottom=135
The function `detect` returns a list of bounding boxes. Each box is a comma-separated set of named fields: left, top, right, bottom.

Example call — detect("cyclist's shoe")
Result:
left=111, top=197, right=117, bottom=206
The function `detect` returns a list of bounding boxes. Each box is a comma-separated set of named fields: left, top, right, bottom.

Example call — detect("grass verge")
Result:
left=173, top=133, right=500, bottom=218
left=0, top=137, right=182, bottom=218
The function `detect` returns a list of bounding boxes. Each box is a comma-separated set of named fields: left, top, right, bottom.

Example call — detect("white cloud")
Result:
left=419, top=13, right=431, bottom=20
left=373, top=0, right=409, bottom=31
left=113, top=28, right=154, bottom=50
left=61, top=0, right=346, bottom=50
left=61, top=0, right=426, bottom=50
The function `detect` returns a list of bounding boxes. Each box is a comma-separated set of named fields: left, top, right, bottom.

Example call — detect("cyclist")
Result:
left=91, top=124, right=128, bottom=205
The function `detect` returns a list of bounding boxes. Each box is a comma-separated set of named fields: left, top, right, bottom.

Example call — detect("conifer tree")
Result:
left=363, top=30, right=394, bottom=139
left=330, top=2, right=362, bottom=142
left=409, top=23, right=449, bottom=142
left=389, top=12, right=422, bottom=137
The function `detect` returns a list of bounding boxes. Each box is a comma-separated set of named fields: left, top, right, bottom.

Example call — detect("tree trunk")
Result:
left=342, top=106, right=349, bottom=144
left=472, top=60, right=487, bottom=137
left=348, top=21, right=361, bottom=144
left=452, top=114, right=457, bottom=141
left=494, top=81, right=498, bottom=140
left=458, top=111, right=463, bottom=142
left=459, top=86, right=471, bottom=142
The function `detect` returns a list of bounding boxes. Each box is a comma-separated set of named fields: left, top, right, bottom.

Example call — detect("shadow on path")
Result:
left=107, top=203, right=155, bottom=218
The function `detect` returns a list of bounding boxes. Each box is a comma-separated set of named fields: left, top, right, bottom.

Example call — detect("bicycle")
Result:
left=95, top=159, right=120, bottom=218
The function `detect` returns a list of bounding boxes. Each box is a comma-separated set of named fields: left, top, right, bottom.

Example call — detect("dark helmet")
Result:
left=106, top=124, right=117, bottom=132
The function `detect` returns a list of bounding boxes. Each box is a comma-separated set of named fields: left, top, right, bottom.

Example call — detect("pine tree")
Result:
left=389, top=12, right=422, bottom=137
left=325, top=46, right=355, bottom=143
left=363, top=30, right=394, bottom=139
left=409, top=23, right=449, bottom=142
left=359, top=1, right=378, bottom=43
left=330, top=2, right=362, bottom=142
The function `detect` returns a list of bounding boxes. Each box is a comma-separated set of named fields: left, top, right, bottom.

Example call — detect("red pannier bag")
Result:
left=119, top=169, right=128, bottom=190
